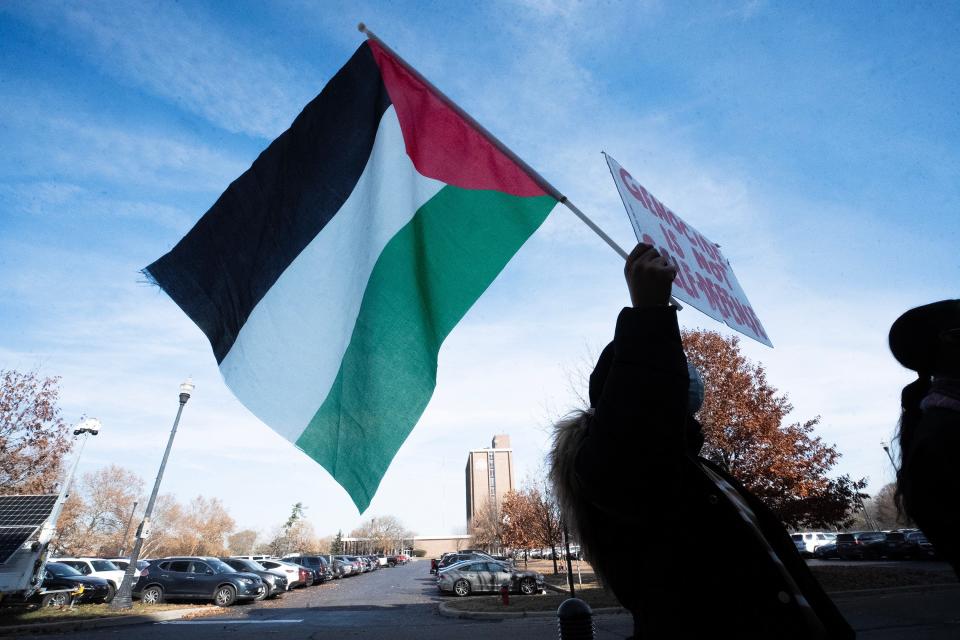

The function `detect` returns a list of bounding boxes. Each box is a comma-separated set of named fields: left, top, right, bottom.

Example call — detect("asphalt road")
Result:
left=46, top=561, right=634, bottom=640
left=39, top=560, right=960, bottom=640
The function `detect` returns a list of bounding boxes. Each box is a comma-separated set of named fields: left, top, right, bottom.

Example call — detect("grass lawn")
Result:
left=810, top=564, right=958, bottom=592
left=0, top=602, right=212, bottom=627
left=443, top=560, right=957, bottom=614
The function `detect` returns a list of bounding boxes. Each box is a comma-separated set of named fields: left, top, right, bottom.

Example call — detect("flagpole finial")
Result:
left=357, top=22, right=368, bottom=34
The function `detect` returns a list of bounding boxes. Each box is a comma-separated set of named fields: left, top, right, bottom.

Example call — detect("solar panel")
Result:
left=0, top=526, right=39, bottom=564
left=0, top=495, right=58, bottom=527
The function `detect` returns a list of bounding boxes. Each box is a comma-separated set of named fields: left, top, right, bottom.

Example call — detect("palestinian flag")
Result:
left=145, top=40, right=558, bottom=512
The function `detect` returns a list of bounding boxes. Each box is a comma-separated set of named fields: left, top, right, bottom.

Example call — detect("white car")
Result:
left=257, top=559, right=306, bottom=589
left=51, top=558, right=125, bottom=601
left=107, top=558, right=150, bottom=579
left=792, top=532, right=837, bottom=555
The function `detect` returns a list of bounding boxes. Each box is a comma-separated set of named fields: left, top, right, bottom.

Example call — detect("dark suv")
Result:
left=133, top=557, right=264, bottom=606
left=837, top=532, right=915, bottom=560
left=220, top=557, right=287, bottom=598
left=285, top=555, right=333, bottom=583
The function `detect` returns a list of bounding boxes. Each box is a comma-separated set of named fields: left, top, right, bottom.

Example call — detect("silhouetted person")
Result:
left=889, top=299, right=960, bottom=579
left=549, top=243, right=854, bottom=639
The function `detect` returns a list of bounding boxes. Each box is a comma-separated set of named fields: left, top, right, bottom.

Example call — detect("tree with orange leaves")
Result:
left=682, top=329, right=867, bottom=528
left=0, top=370, right=72, bottom=495
left=500, top=490, right=536, bottom=565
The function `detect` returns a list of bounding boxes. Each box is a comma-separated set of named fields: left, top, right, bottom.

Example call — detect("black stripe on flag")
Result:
left=146, top=43, right=391, bottom=363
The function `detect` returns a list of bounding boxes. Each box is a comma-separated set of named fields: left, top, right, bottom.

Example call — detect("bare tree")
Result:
left=141, top=494, right=185, bottom=558
left=469, top=499, right=503, bottom=552
left=847, top=483, right=913, bottom=531
left=350, top=515, right=412, bottom=554
left=228, top=529, right=259, bottom=556
left=181, top=496, right=235, bottom=555
left=51, top=465, right=144, bottom=555
left=0, top=370, right=72, bottom=494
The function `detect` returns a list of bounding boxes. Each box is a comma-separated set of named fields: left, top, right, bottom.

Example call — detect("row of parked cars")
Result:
left=790, top=530, right=938, bottom=561
left=36, top=557, right=149, bottom=607
left=34, top=553, right=408, bottom=608
left=525, top=546, right=582, bottom=560
left=430, top=550, right=544, bottom=597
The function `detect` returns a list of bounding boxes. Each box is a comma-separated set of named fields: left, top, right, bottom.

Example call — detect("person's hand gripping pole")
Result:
left=624, top=243, right=678, bottom=309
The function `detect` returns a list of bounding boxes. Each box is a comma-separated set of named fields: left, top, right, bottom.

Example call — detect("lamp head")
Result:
left=179, top=378, right=195, bottom=403
left=74, top=418, right=101, bottom=436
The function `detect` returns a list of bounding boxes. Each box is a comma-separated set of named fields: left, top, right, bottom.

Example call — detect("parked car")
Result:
left=108, top=558, right=150, bottom=578
left=790, top=532, right=837, bottom=556
left=813, top=542, right=839, bottom=559
left=329, top=556, right=352, bottom=578
left=836, top=532, right=883, bottom=559
left=220, top=557, right=287, bottom=599
left=133, top=557, right=264, bottom=606
left=356, top=556, right=373, bottom=572
left=877, top=531, right=920, bottom=559
left=350, top=556, right=371, bottom=573
left=33, top=562, right=111, bottom=606
left=338, top=556, right=364, bottom=574
left=437, top=560, right=543, bottom=597
left=431, top=552, right=457, bottom=574
left=332, top=556, right=355, bottom=576
left=836, top=531, right=914, bottom=560
left=51, top=558, right=125, bottom=602
left=905, top=531, right=937, bottom=559
left=790, top=535, right=807, bottom=555
left=437, top=552, right=496, bottom=572
left=258, top=559, right=310, bottom=589
left=284, top=555, right=333, bottom=583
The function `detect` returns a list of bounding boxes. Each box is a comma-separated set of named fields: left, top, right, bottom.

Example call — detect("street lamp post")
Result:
left=65, top=419, right=102, bottom=487
left=111, top=379, right=193, bottom=610
left=880, top=440, right=897, bottom=474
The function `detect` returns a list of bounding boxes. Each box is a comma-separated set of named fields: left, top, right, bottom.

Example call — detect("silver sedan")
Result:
left=437, top=560, right=544, bottom=597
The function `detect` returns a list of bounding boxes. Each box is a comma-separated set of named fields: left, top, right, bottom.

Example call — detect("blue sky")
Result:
left=1, top=1, right=957, bottom=539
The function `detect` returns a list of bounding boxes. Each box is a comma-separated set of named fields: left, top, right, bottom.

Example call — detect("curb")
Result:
left=0, top=606, right=211, bottom=636
left=437, top=584, right=628, bottom=621
left=828, top=582, right=960, bottom=599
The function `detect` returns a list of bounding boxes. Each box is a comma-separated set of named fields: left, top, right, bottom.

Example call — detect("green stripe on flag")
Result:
left=295, top=185, right=555, bottom=511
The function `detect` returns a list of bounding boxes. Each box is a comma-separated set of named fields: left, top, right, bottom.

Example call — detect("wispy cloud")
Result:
left=0, top=95, right=248, bottom=194
left=5, top=1, right=313, bottom=139
left=1, top=182, right=194, bottom=231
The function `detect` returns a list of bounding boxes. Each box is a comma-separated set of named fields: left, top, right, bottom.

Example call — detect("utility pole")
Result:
left=118, top=501, right=138, bottom=557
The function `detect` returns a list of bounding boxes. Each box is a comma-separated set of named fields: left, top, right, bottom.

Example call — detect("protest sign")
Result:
left=604, top=153, right=772, bottom=347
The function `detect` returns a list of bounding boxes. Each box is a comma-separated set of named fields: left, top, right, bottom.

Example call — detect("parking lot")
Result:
left=20, top=559, right=958, bottom=640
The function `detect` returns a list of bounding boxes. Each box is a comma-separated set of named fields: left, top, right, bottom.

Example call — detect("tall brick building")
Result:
left=465, top=434, right=515, bottom=528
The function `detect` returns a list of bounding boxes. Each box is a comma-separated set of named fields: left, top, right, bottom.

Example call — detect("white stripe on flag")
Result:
left=219, top=106, right=445, bottom=441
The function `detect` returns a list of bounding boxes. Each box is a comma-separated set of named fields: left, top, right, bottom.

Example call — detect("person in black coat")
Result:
left=549, top=243, right=854, bottom=639
left=889, top=299, right=960, bottom=579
